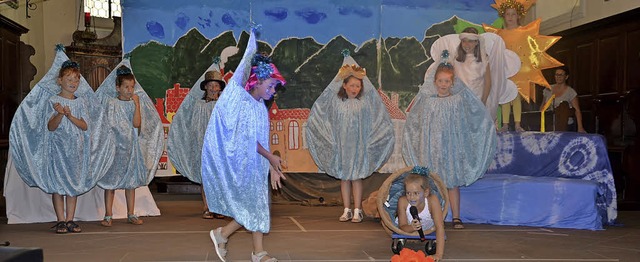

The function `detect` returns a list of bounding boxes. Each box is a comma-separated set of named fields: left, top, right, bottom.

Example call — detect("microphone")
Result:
left=409, top=206, right=426, bottom=241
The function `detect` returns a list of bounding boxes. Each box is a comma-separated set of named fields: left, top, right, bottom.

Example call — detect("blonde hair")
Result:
left=404, top=173, right=430, bottom=191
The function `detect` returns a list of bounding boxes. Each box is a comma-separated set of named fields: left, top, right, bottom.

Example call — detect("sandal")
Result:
left=101, top=216, right=113, bottom=227
left=515, top=126, right=526, bottom=132
left=210, top=227, right=228, bottom=262
left=202, top=211, right=215, bottom=219
left=66, top=221, right=82, bottom=233
left=251, top=251, right=278, bottom=262
left=213, top=213, right=226, bottom=219
left=127, top=214, right=144, bottom=225
left=452, top=218, right=465, bottom=229
left=51, top=221, right=68, bottom=234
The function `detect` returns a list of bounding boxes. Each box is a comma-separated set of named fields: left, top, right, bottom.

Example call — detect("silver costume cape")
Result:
left=201, top=30, right=272, bottom=233
left=403, top=67, right=497, bottom=188
left=9, top=47, right=113, bottom=196
left=95, top=59, right=163, bottom=189
left=168, top=63, right=222, bottom=184
left=306, top=56, right=395, bottom=180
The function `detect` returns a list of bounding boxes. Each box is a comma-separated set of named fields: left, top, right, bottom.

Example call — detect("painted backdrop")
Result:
left=122, top=0, right=500, bottom=174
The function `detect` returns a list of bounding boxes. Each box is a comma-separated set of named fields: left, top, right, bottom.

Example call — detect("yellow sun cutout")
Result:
left=484, top=19, right=563, bottom=103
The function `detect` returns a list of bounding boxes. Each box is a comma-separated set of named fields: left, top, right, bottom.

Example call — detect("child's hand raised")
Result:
left=62, top=106, right=72, bottom=117
left=131, top=94, right=140, bottom=104
left=53, top=103, right=65, bottom=115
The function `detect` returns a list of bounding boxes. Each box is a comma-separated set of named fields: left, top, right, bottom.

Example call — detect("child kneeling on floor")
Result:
left=397, top=174, right=446, bottom=261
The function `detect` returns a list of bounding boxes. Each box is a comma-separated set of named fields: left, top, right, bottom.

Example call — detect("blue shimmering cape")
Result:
left=201, top=30, right=271, bottom=233
left=403, top=64, right=497, bottom=188
left=306, top=56, right=395, bottom=180
left=168, top=63, right=222, bottom=184
left=9, top=47, right=114, bottom=196
left=95, top=59, right=163, bottom=189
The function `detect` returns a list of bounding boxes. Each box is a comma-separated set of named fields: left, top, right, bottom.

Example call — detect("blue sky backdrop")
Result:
left=122, top=0, right=498, bottom=52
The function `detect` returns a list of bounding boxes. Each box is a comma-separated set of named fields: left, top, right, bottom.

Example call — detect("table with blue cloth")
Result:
left=455, top=132, right=617, bottom=230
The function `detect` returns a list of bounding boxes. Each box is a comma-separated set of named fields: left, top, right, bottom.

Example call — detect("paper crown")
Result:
left=492, top=0, right=536, bottom=17
left=337, top=64, right=366, bottom=81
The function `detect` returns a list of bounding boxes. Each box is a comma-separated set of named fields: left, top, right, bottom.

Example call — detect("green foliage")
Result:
left=129, top=16, right=467, bottom=111
left=381, top=37, right=428, bottom=95
left=278, top=36, right=357, bottom=109
left=491, top=17, right=505, bottom=29
left=129, top=42, right=173, bottom=99
left=453, top=17, right=485, bottom=34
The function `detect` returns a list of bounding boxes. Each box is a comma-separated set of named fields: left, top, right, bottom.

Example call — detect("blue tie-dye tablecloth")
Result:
left=486, top=132, right=617, bottom=225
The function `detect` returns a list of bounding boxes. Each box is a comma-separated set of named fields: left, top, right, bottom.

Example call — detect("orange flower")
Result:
left=391, top=248, right=435, bottom=262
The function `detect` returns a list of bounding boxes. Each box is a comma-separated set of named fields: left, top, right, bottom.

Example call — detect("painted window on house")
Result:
left=288, top=121, right=299, bottom=149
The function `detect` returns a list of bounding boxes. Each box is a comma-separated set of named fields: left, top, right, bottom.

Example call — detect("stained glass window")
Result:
left=84, top=0, right=121, bottom=18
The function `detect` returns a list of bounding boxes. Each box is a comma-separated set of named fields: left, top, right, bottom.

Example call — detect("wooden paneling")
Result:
left=0, top=15, right=31, bottom=209
left=0, top=15, right=28, bottom=148
left=598, top=35, right=622, bottom=94
left=626, top=29, right=640, bottom=91
left=66, top=17, right=122, bottom=91
left=574, top=42, right=595, bottom=95
left=0, top=27, right=20, bottom=145
left=547, top=8, right=640, bottom=209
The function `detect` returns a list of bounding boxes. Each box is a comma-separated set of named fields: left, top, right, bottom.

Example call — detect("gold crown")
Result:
left=492, top=0, right=536, bottom=17
left=337, top=64, right=366, bottom=81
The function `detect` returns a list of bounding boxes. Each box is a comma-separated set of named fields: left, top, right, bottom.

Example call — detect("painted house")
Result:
left=154, top=83, right=190, bottom=176
left=268, top=102, right=318, bottom=172
left=377, top=89, right=407, bottom=173
left=269, top=89, right=407, bottom=173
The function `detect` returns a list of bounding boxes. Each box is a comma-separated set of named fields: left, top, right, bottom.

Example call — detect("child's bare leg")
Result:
left=351, top=180, right=364, bottom=222
left=339, top=180, right=353, bottom=221
left=252, top=231, right=265, bottom=253
left=201, top=186, right=209, bottom=212
left=52, top=194, right=66, bottom=222
left=65, top=196, right=78, bottom=221
left=65, top=196, right=81, bottom=232
left=340, top=180, right=352, bottom=209
left=251, top=231, right=276, bottom=261
left=101, top=189, right=115, bottom=226
left=217, top=220, right=242, bottom=250
left=104, top=189, right=115, bottom=217
left=125, top=188, right=135, bottom=215
left=448, top=187, right=460, bottom=219
left=51, top=194, right=68, bottom=233
left=448, top=187, right=464, bottom=229
left=125, top=188, right=143, bottom=224
left=352, top=180, right=363, bottom=209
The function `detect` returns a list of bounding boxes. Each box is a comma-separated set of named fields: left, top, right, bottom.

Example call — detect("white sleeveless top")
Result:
left=404, top=199, right=435, bottom=230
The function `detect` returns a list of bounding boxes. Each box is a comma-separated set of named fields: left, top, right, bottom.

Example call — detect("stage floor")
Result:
left=1, top=193, right=639, bottom=262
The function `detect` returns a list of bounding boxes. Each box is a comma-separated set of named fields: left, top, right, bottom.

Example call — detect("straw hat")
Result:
left=200, top=70, right=226, bottom=90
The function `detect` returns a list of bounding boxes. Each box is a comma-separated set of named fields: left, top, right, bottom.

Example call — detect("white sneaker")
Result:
left=339, top=208, right=352, bottom=222
left=351, top=208, right=363, bottom=223
left=210, top=228, right=227, bottom=262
